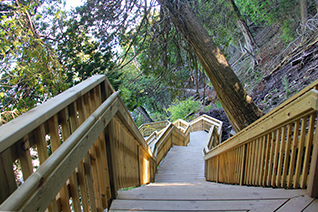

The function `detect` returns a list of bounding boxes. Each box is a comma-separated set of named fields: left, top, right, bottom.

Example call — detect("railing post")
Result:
left=308, top=123, right=318, bottom=198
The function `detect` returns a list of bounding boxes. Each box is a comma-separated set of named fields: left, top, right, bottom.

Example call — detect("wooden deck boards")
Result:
left=110, top=131, right=317, bottom=211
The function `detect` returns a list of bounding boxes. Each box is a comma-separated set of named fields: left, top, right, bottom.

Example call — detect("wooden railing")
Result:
left=204, top=79, right=318, bottom=198
left=0, top=75, right=158, bottom=212
left=0, top=74, right=198, bottom=212
left=139, top=120, right=170, bottom=137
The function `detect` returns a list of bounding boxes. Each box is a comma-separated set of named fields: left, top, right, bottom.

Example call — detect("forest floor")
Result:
left=198, top=25, right=318, bottom=141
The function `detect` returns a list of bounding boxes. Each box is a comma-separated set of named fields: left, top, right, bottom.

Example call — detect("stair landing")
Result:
left=110, top=131, right=318, bottom=211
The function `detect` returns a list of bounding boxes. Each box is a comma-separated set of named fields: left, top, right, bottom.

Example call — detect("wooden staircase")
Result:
left=110, top=131, right=317, bottom=211
left=1, top=75, right=318, bottom=212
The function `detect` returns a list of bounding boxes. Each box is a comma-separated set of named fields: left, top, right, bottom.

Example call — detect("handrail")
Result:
left=0, top=74, right=224, bottom=211
left=0, top=91, right=120, bottom=211
left=0, top=75, right=156, bottom=211
left=139, top=120, right=170, bottom=137
left=0, top=75, right=108, bottom=154
left=204, top=78, right=318, bottom=198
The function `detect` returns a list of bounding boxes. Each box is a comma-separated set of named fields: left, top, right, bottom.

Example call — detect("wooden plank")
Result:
left=47, top=114, right=66, bottom=212
left=281, top=123, right=293, bottom=187
left=267, top=131, right=275, bottom=186
left=303, top=199, right=318, bottom=211
left=0, top=148, right=16, bottom=204
left=110, top=199, right=286, bottom=211
left=252, top=139, right=258, bottom=185
left=77, top=160, right=90, bottom=212
left=16, top=136, right=33, bottom=180
left=294, top=116, right=308, bottom=188
left=287, top=120, right=300, bottom=188
left=258, top=136, right=265, bottom=186
left=276, top=195, right=314, bottom=212
left=276, top=125, right=287, bottom=187
left=272, top=128, right=281, bottom=186
left=240, top=144, right=246, bottom=185
left=263, top=133, right=271, bottom=186
left=84, top=153, right=98, bottom=212
left=301, top=113, right=315, bottom=188
left=34, top=124, right=49, bottom=164
left=255, top=138, right=262, bottom=186
left=307, top=112, right=318, bottom=198
left=0, top=75, right=106, bottom=154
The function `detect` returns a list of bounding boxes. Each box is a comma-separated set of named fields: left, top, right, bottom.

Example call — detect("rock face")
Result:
left=200, top=109, right=231, bottom=142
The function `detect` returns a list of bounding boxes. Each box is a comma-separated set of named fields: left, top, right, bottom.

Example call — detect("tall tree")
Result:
left=227, top=0, right=258, bottom=54
left=157, top=0, right=263, bottom=132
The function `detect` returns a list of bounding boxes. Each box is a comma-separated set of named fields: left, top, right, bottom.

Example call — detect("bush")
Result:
left=166, top=97, right=201, bottom=122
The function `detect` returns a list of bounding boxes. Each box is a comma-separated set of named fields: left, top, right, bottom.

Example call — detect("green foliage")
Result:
left=235, top=0, right=300, bottom=42
left=0, top=0, right=119, bottom=125
left=215, top=100, right=223, bottom=109
left=166, top=97, right=200, bottom=122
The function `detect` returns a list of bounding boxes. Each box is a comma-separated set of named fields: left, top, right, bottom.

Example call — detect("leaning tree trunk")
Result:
left=228, top=0, right=258, bottom=54
left=157, top=0, right=263, bottom=132
left=136, top=106, right=154, bottom=123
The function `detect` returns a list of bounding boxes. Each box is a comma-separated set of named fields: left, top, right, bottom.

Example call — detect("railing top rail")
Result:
left=190, top=114, right=223, bottom=126
left=0, top=91, right=120, bottom=211
left=204, top=88, right=318, bottom=160
left=0, top=75, right=108, bottom=154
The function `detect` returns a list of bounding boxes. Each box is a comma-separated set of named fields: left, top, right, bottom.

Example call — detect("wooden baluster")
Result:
left=294, top=116, right=308, bottom=188
left=258, top=136, right=266, bottom=186
left=46, top=115, right=62, bottom=212
left=251, top=140, right=257, bottom=185
left=94, top=86, right=111, bottom=208
left=301, top=113, right=316, bottom=188
left=308, top=113, right=318, bottom=198
left=67, top=103, right=82, bottom=212
left=253, top=138, right=261, bottom=185
left=287, top=120, right=300, bottom=188
left=272, top=128, right=281, bottom=186
left=0, top=148, right=16, bottom=204
left=276, top=125, right=287, bottom=187
left=263, top=133, right=271, bottom=186
left=84, top=90, right=103, bottom=211
left=240, top=144, right=246, bottom=186
left=267, top=131, right=275, bottom=186
left=81, top=92, right=98, bottom=211
left=34, top=123, right=59, bottom=212
left=16, top=136, right=33, bottom=180
left=281, top=123, right=293, bottom=187
left=76, top=97, right=91, bottom=212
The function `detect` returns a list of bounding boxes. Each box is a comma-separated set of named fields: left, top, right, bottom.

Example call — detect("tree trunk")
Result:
left=136, top=106, right=154, bottom=123
left=228, top=0, right=258, bottom=54
left=300, top=0, right=308, bottom=35
left=157, top=0, right=263, bottom=132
